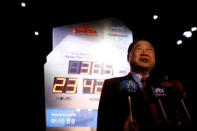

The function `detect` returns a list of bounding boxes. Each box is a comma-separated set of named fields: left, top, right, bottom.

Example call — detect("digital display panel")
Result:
left=83, top=79, right=104, bottom=94
left=53, top=77, right=78, bottom=93
left=52, top=77, right=104, bottom=94
left=44, top=18, right=133, bottom=131
left=68, top=60, right=113, bottom=76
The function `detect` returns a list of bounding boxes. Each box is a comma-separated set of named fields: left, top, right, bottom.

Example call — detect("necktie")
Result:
left=141, top=76, right=148, bottom=101
left=141, top=76, right=160, bottom=123
left=141, top=76, right=147, bottom=89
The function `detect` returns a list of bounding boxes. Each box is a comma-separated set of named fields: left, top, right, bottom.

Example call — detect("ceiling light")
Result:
left=21, top=2, right=26, bottom=7
left=177, top=40, right=182, bottom=45
left=191, top=27, right=197, bottom=32
left=153, top=15, right=158, bottom=20
left=34, top=31, right=39, bottom=36
left=183, top=31, right=192, bottom=38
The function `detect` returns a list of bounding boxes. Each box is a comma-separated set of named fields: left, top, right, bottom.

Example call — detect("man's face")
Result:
left=128, top=40, right=155, bottom=71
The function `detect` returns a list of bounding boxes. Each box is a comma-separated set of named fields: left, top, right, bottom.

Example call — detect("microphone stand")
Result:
left=128, top=95, right=133, bottom=126
left=181, top=98, right=192, bottom=121
left=157, top=98, right=168, bottom=121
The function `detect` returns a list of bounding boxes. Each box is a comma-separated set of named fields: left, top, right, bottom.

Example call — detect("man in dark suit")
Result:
left=97, top=39, right=192, bottom=131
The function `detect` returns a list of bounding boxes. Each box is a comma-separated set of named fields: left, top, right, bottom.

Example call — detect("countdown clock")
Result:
left=44, top=18, right=133, bottom=131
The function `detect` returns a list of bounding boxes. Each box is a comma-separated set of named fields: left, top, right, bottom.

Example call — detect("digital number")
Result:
left=80, top=61, right=91, bottom=75
left=52, top=77, right=78, bottom=93
left=53, top=78, right=66, bottom=93
left=66, top=78, right=78, bottom=93
left=92, top=62, right=102, bottom=75
left=68, top=61, right=81, bottom=74
left=95, top=79, right=104, bottom=94
left=83, top=79, right=94, bottom=93
left=103, top=64, right=113, bottom=76
left=83, top=79, right=104, bottom=94
left=68, top=60, right=113, bottom=76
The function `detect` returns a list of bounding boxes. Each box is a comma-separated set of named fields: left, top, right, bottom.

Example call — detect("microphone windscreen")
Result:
left=151, top=86, right=166, bottom=97
left=171, top=80, right=185, bottom=92
left=120, top=80, right=138, bottom=93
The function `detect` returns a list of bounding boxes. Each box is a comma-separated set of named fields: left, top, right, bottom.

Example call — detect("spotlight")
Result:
left=183, top=31, right=192, bottom=38
left=177, top=40, right=182, bottom=45
left=34, top=31, right=39, bottom=36
left=191, top=27, right=197, bottom=32
left=153, top=15, right=158, bottom=20
left=21, top=2, right=26, bottom=7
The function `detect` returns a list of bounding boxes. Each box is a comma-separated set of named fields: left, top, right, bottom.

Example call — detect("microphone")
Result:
left=151, top=86, right=169, bottom=121
left=171, top=80, right=192, bottom=121
left=120, top=80, right=138, bottom=126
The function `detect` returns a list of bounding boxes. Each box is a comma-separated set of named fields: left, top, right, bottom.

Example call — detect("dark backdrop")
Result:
left=6, top=1, right=196, bottom=131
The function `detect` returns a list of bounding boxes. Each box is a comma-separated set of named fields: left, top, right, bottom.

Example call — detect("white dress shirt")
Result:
left=130, top=72, right=149, bottom=89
